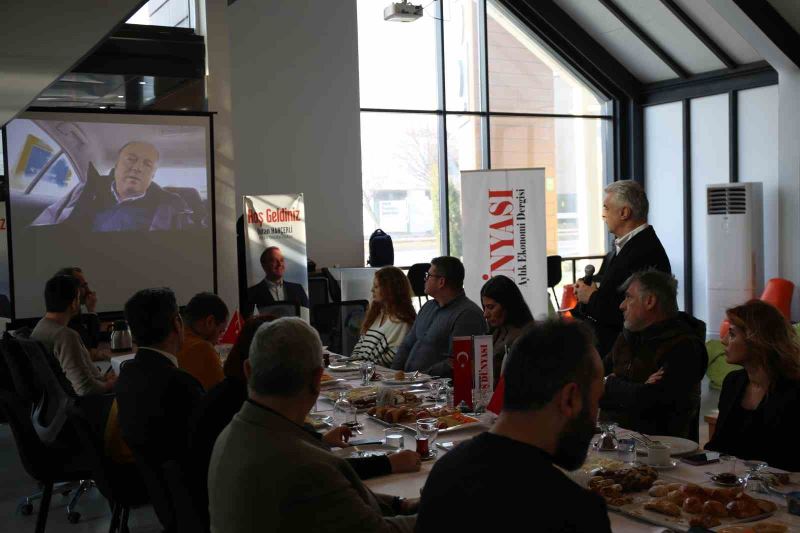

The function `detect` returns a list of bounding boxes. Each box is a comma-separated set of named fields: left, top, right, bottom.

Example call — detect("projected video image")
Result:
left=6, top=118, right=209, bottom=232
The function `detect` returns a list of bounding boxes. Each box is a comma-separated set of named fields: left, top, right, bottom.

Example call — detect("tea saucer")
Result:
left=646, top=459, right=678, bottom=470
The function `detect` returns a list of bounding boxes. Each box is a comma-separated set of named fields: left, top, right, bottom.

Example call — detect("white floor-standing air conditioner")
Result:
left=706, top=182, right=763, bottom=339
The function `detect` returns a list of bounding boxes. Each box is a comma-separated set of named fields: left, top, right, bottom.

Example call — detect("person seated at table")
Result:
left=350, top=267, right=416, bottom=367
left=177, top=292, right=229, bottom=391
left=208, top=317, right=417, bottom=533
left=705, top=300, right=800, bottom=471
left=31, top=274, right=115, bottom=395
left=416, top=320, right=610, bottom=532
left=600, top=269, right=707, bottom=441
left=114, top=288, right=205, bottom=482
left=55, top=266, right=105, bottom=359
left=480, top=274, right=534, bottom=380
left=192, top=314, right=420, bottom=482
left=391, top=257, right=485, bottom=377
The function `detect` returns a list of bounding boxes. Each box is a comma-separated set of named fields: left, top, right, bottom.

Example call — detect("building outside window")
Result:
left=358, top=0, right=612, bottom=268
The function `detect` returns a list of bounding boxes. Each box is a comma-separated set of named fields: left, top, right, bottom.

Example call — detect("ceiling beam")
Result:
left=598, top=0, right=689, bottom=79
left=658, top=0, right=736, bottom=69
left=499, top=0, right=641, bottom=99
left=732, top=0, right=800, bottom=70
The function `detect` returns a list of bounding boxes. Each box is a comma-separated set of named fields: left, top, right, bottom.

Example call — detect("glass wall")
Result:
left=357, top=0, right=612, bottom=266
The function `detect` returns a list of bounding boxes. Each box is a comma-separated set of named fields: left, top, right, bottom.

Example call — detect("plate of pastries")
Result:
left=366, top=406, right=479, bottom=431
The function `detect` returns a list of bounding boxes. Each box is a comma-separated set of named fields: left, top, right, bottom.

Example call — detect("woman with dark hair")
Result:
left=480, top=275, right=534, bottom=378
left=350, top=266, right=416, bottom=366
left=705, top=300, right=800, bottom=471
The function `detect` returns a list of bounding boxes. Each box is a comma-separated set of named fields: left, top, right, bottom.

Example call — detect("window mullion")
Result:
left=479, top=0, right=491, bottom=168
left=436, top=0, right=450, bottom=255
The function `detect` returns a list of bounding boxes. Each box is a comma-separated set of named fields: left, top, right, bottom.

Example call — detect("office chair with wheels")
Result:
left=546, top=255, right=562, bottom=310
left=406, top=263, right=430, bottom=307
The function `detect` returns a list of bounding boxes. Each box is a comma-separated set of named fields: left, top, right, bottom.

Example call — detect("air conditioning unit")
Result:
left=706, top=182, right=763, bottom=338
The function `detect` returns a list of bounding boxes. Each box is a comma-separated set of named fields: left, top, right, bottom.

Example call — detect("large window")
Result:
left=358, top=0, right=611, bottom=265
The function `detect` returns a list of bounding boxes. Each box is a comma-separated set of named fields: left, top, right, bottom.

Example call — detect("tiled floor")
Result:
left=0, top=425, right=161, bottom=533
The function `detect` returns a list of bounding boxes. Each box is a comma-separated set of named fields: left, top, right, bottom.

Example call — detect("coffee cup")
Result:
left=646, top=444, right=672, bottom=466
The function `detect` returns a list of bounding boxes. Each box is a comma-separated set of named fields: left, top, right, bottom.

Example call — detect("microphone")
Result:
left=584, top=264, right=595, bottom=285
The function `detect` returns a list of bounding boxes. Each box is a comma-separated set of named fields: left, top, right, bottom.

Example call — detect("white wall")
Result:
left=227, top=0, right=364, bottom=270
left=690, top=94, right=730, bottom=327
left=644, top=102, right=686, bottom=309
left=738, top=85, right=779, bottom=283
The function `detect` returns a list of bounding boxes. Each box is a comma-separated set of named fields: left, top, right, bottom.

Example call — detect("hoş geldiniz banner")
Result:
left=242, top=194, right=309, bottom=314
left=461, top=168, right=547, bottom=318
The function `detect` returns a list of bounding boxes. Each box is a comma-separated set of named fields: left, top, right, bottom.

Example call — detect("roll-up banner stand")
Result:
left=461, top=168, right=548, bottom=319
left=243, top=194, right=309, bottom=320
left=0, top=202, right=10, bottom=318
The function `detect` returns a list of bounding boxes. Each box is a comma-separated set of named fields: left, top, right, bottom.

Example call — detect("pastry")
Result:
left=755, top=498, right=778, bottom=514
left=666, top=489, right=686, bottom=506
left=394, top=370, right=405, bottom=380
left=651, top=479, right=667, bottom=486
left=680, top=483, right=708, bottom=497
left=644, top=498, right=682, bottom=517
left=665, top=482, right=683, bottom=491
left=607, top=496, right=633, bottom=507
left=702, top=499, right=727, bottom=517
left=726, top=498, right=762, bottom=519
left=754, top=523, right=789, bottom=533
left=682, top=496, right=704, bottom=514
left=648, top=485, right=669, bottom=497
left=689, top=515, right=721, bottom=528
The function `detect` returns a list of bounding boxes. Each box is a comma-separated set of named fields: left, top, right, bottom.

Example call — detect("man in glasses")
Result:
left=391, top=256, right=485, bottom=377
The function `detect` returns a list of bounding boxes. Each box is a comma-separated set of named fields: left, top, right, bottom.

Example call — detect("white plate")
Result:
left=634, top=435, right=698, bottom=457
left=382, top=376, right=432, bottom=386
left=320, top=378, right=347, bottom=389
left=305, top=413, right=333, bottom=430
left=327, top=363, right=361, bottom=372
left=331, top=444, right=396, bottom=459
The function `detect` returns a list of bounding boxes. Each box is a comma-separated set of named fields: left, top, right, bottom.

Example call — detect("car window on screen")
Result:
left=28, top=153, right=78, bottom=197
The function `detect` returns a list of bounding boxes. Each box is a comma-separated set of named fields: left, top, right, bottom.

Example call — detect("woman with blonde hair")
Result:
left=350, top=266, right=416, bottom=367
left=705, top=300, right=800, bottom=471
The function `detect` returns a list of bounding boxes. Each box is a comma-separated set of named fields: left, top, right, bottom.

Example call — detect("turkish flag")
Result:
left=220, top=310, right=244, bottom=344
left=452, top=336, right=473, bottom=410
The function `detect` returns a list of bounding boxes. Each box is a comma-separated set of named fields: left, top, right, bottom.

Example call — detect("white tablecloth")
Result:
left=319, top=370, right=800, bottom=532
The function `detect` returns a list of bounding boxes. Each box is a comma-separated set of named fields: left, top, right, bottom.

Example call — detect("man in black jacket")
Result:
left=600, top=270, right=707, bottom=441
left=575, top=180, right=671, bottom=357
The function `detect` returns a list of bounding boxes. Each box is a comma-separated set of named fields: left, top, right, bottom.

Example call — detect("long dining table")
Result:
left=318, top=366, right=800, bottom=533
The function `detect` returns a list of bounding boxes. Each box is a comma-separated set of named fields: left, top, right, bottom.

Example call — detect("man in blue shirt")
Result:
left=391, top=256, right=486, bottom=377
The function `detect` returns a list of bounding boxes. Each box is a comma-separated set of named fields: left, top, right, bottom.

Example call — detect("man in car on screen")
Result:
left=31, top=141, right=197, bottom=231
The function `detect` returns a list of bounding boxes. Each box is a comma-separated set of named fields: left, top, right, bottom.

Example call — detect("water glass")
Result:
left=333, top=391, right=355, bottom=426
left=416, top=417, right=439, bottom=457
left=596, top=422, right=618, bottom=451
left=428, top=379, right=444, bottom=407
left=359, top=361, right=375, bottom=385
left=384, top=427, right=405, bottom=449
left=617, top=438, right=637, bottom=464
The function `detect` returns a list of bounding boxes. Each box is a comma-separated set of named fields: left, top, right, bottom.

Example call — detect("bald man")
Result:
left=32, top=141, right=196, bottom=232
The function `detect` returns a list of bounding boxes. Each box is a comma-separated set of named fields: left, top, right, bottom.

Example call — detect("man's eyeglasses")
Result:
left=424, top=272, right=444, bottom=281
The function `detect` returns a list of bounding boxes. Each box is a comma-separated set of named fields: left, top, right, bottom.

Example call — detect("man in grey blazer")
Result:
left=208, top=317, right=416, bottom=532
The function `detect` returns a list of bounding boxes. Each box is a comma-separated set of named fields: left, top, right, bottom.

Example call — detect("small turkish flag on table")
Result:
left=220, top=310, right=244, bottom=345
left=452, top=336, right=474, bottom=410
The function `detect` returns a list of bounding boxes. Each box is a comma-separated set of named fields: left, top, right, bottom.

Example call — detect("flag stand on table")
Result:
left=220, top=309, right=244, bottom=344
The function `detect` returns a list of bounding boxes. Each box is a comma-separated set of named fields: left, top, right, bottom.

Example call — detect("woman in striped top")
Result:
left=350, top=266, right=416, bottom=367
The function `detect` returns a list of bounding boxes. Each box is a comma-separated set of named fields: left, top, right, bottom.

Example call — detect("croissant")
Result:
left=644, top=498, right=682, bottom=517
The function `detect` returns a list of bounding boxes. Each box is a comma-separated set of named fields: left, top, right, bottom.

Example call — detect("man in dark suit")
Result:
left=246, top=246, right=309, bottom=315
left=114, top=287, right=204, bottom=470
left=575, top=180, right=671, bottom=358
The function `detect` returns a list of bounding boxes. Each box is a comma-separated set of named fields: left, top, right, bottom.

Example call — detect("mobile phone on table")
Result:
left=680, top=451, right=720, bottom=466
left=436, top=441, right=454, bottom=451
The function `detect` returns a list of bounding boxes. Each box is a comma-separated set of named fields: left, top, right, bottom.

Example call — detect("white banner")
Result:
left=242, top=194, right=309, bottom=314
left=461, top=168, right=548, bottom=318
left=473, top=334, right=494, bottom=396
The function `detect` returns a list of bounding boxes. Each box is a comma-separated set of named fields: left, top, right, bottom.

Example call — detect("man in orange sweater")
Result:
left=177, top=292, right=229, bottom=391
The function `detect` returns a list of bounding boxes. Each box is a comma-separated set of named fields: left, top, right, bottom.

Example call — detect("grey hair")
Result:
left=248, top=317, right=323, bottom=397
left=621, top=268, right=679, bottom=317
left=605, top=180, right=648, bottom=221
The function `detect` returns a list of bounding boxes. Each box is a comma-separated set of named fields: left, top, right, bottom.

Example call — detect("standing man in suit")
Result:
left=574, top=180, right=671, bottom=358
left=246, top=246, right=309, bottom=315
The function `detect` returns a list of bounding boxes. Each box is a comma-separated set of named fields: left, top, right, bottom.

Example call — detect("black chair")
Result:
left=321, top=267, right=342, bottom=302
left=546, top=255, right=563, bottom=310
left=257, top=301, right=301, bottom=318
left=0, top=335, right=94, bottom=532
left=308, top=276, right=330, bottom=308
left=406, top=263, right=430, bottom=307
left=311, top=300, right=369, bottom=357
left=67, top=406, right=149, bottom=533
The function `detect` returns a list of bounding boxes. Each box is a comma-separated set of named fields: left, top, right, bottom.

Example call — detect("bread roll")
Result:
left=644, top=499, right=682, bottom=517
left=754, top=498, right=778, bottom=514
left=682, top=496, right=704, bottom=514
left=648, top=485, right=669, bottom=497
left=667, top=489, right=685, bottom=506
left=702, top=499, right=727, bottom=517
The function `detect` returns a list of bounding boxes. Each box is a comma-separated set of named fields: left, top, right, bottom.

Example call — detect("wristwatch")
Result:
left=391, top=496, right=406, bottom=514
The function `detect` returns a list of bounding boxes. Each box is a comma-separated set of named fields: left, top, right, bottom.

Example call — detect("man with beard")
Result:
left=600, top=269, right=707, bottom=441
left=54, top=267, right=103, bottom=356
left=32, top=141, right=196, bottom=231
left=416, top=320, right=611, bottom=532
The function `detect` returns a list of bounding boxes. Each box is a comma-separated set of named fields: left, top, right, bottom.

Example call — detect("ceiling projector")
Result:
left=384, top=1, right=423, bottom=22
